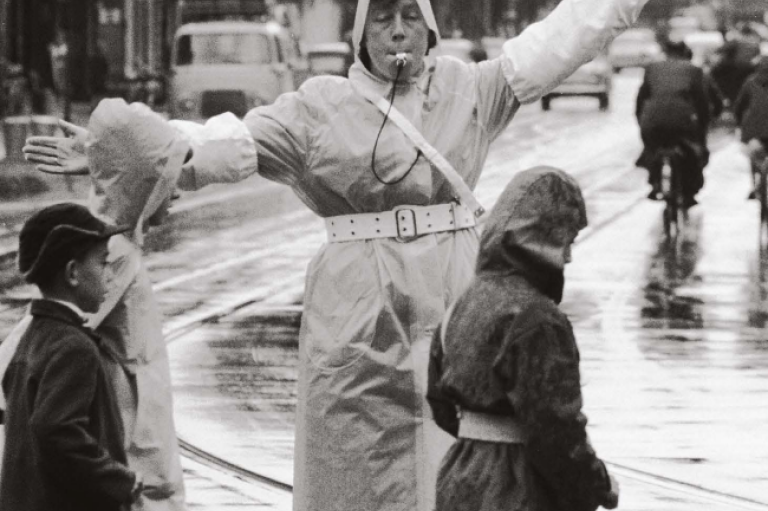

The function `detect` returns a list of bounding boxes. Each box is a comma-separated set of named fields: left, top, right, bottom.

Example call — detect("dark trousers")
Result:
left=637, top=126, right=708, bottom=198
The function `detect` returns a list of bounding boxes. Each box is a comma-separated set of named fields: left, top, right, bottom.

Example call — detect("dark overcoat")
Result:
left=636, top=59, right=712, bottom=141
left=0, top=300, right=135, bottom=511
left=427, top=167, right=614, bottom=511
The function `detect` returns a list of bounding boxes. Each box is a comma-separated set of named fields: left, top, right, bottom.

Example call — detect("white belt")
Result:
left=325, top=203, right=476, bottom=243
left=458, top=411, right=527, bottom=444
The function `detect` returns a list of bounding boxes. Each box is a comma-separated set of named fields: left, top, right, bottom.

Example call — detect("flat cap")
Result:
left=18, top=203, right=129, bottom=284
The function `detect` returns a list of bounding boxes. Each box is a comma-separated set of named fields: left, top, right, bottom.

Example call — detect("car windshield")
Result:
left=176, top=33, right=271, bottom=65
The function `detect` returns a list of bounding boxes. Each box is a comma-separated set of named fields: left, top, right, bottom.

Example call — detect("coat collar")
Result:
left=31, top=299, right=86, bottom=326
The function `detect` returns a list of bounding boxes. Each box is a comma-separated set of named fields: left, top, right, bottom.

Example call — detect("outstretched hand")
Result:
left=22, top=119, right=90, bottom=175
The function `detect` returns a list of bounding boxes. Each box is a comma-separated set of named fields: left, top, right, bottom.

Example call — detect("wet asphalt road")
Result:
left=2, top=71, right=767, bottom=509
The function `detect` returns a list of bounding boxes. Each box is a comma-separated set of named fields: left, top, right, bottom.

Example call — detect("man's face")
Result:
left=364, top=0, right=430, bottom=80
left=71, top=240, right=110, bottom=313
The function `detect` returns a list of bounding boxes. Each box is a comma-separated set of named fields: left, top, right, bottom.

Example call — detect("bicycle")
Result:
left=657, top=145, right=686, bottom=240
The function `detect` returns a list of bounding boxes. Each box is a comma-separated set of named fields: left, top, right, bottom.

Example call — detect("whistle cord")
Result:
left=370, top=63, right=422, bottom=186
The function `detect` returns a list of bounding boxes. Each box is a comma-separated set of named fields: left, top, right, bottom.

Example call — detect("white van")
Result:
left=169, top=21, right=309, bottom=120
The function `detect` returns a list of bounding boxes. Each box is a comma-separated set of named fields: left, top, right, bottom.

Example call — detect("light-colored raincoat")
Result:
left=169, top=1, right=648, bottom=509
left=85, top=99, right=255, bottom=511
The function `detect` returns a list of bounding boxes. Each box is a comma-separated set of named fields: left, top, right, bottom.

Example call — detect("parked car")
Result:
left=541, top=55, right=612, bottom=111
left=169, top=21, right=309, bottom=120
left=608, top=28, right=663, bottom=72
left=306, top=42, right=353, bottom=77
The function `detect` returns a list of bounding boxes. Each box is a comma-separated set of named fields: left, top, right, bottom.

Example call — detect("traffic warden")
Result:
left=23, top=0, right=650, bottom=509
left=427, top=166, right=619, bottom=511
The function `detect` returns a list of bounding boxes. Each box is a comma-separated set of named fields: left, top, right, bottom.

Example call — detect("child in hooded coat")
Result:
left=427, top=166, right=619, bottom=511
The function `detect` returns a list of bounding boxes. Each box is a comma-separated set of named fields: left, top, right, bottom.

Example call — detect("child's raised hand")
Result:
left=23, top=119, right=90, bottom=175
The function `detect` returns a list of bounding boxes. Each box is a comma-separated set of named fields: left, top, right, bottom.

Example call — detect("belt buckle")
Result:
left=394, top=208, right=418, bottom=242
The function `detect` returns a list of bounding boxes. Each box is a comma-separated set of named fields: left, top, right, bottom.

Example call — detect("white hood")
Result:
left=351, top=0, right=440, bottom=55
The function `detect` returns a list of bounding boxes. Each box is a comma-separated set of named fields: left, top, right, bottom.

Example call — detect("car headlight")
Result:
left=245, top=92, right=268, bottom=109
left=176, top=96, right=197, bottom=113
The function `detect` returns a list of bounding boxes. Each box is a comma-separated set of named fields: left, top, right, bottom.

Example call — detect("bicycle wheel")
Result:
left=760, top=160, right=768, bottom=224
left=673, top=158, right=686, bottom=234
left=661, top=157, right=682, bottom=238
left=661, top=158, right=676, bottom=239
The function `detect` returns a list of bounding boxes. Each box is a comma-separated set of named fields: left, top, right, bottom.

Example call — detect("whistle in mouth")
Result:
left=395, top=53, right=409, bottom=68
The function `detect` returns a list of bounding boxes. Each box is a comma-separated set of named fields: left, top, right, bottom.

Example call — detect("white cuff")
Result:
left=170, top=113, right=259, bottom=190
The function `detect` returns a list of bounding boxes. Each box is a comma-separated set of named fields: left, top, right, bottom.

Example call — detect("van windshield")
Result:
left=176, top=33, right=272, bottom=65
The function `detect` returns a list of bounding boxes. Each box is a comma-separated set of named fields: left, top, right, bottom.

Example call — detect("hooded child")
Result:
left=427, top=166, right=619, bottom=511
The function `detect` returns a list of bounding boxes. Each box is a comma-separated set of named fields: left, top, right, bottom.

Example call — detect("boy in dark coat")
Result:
left=427, top=166, right=619, bottom=511
left=0, top=203, right=141, bottom=511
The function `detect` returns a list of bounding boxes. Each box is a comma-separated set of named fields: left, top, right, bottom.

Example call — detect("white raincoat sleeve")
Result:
left=169, top=113, right=259, bottom=191
left=502, top=0, right=649, bottom=103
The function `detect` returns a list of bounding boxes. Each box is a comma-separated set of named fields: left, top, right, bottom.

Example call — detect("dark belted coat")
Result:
left=427, top=167, right=614, bottom=511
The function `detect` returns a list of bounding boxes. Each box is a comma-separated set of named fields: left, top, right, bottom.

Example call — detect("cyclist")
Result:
left=636, top=40, right=714, bottom=208
left=710, top=41, right=756, bottom=109
left=734, top=57, right=768, bottom=200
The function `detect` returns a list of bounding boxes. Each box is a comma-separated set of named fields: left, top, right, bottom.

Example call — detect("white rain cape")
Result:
left=169, top=1, right=648, bottom=510
left=81, top=99, right=252, bottom=511
left=84, top=99, right=190, bottom=511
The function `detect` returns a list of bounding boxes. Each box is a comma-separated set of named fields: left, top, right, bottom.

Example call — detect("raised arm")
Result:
left=169, top=113, right=258, bottom=191
left=23, top=108, right=258, bottom=193
left=502, top=0, right=649, bottom=104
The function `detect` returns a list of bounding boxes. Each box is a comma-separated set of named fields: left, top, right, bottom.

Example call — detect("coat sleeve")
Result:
left=242, top=85, right=317, bottom=187
left=170, top=112, right=259, bottom=191
left=426, top=327, right=459, bottom=437
left=30, top=337, right=135, bottom=504
left=493, top=312, right=611, bottom=511
left=501, top=0, right=649, bottom=104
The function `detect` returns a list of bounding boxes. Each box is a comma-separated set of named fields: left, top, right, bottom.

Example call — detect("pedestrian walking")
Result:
left=23, top=0, right=649, bottom=509
left=0, top=203, right=140, bottom=511
left=427, top=166, right=619, bottom=511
